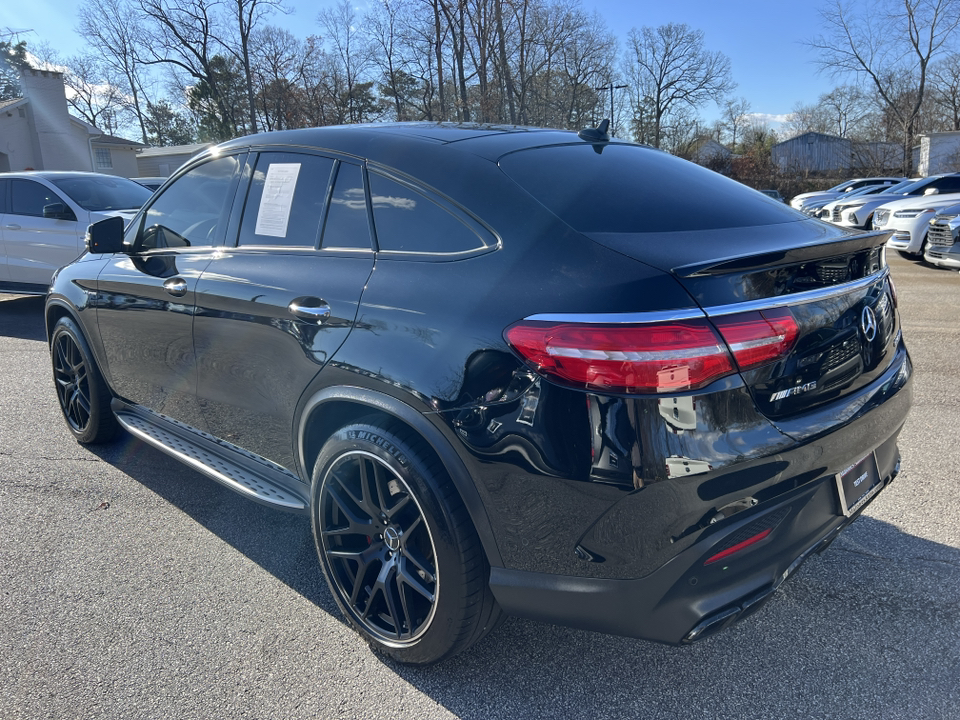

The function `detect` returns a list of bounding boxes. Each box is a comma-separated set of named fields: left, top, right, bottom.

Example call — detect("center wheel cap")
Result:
left=384, top=526, right=401, bottom=551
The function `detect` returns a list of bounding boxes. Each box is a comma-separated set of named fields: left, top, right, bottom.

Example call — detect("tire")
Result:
left=50, top=316, right=119, bottom=444
left=310, top=419, right=502, bottom=664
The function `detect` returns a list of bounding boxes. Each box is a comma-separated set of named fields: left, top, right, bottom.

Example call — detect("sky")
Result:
left=1, top=0, right=835, bottom=128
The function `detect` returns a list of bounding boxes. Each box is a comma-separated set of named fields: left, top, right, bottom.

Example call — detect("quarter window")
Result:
left=238, top=152, right=334, bottom=248
left=10, top=180, right=67, bottom=218
left=321, top=162, right=372, bottom=250
left=368, top=172, right=487, bottom=254
left=138, top=155, right=240, bottom=250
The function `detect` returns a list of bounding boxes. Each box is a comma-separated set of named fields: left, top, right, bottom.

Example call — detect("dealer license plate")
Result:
left=835, top=452, right=882, bottom=517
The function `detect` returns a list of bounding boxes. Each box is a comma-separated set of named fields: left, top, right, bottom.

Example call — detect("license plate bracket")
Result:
left=835, top=452, right=882, bottom=517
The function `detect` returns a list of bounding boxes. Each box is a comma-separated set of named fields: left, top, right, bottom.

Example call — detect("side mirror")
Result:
left=85, top=216, right=125, bottom=254
left=43, top=202, right=75, bottom=220
left=924, top=187, right=939, bottom=195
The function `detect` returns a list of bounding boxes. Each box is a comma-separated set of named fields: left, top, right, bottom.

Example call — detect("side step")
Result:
left=114, top=406, right=309, bottom=512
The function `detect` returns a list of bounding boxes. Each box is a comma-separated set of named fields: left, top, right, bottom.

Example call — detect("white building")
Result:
left=916, top=132, right=960, bottom=176
left=0, top=68, right=145, bottom=174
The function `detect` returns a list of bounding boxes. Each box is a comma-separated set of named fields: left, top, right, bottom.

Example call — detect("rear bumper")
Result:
left=491, top=448, right=902, bottom=645
left=489, top=352, right=912, bottom=644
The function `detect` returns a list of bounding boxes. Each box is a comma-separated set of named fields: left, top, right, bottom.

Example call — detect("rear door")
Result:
left=193, top=150, right=376, bottom=471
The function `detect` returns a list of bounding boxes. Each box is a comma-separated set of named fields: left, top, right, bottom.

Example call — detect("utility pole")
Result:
left=595, top=83, right=627, bottom=134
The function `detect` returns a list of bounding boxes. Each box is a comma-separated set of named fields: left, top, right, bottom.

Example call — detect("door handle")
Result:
left=163, top=278, right=188, bottom=297
left=288, top=297, right=331, bottom=324
left=4, top=224, right=21, bottom=231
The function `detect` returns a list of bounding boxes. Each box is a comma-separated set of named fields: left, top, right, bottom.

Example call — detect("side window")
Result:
left=368, top=172, right=487, bottom=254
left=0, top=179, right=8, bottom=214
left=238, top=152, right=334, bottom=247
left=11, top=180, right=67, bottom=218
left=139, top=155, right=240, bottom=250
left=321, top=162, right=372, bottom=250
left=932, top=176, right=960, bottom=193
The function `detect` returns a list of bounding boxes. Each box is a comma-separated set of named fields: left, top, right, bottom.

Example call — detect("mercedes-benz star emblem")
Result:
left=384, top=526, right=401, bottom=551
left=861, top=306, right=878, bottom=342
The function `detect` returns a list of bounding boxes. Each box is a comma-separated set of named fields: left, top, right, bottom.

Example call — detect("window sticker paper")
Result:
left=255, top=163, right=301, bottom=237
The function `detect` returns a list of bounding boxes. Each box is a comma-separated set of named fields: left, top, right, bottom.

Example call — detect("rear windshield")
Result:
left=51, top=175, right=152, bottom=212
left=498, top=144, right=800, bottom=233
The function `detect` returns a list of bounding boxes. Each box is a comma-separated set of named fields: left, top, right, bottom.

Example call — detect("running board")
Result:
left=114, top=407, right=309, bottom=512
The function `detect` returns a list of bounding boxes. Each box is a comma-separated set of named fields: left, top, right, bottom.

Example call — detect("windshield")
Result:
left=51, top=175, right=152, bottom=211
left=880, top=179, right=918, bottom=195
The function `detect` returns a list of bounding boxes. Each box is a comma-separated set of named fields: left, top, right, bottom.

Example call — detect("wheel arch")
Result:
left=298, top=386, right=503, bottom=568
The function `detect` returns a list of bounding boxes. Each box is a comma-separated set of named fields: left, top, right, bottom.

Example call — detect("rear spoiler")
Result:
left=673, top=230, right=892, bottom=278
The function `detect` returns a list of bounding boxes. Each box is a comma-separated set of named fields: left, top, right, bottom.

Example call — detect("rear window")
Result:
left=498, top=144, right=800, bottom=233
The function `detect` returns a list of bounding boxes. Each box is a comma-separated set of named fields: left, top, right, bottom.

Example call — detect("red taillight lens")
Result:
left=712, top=308, right=798, bottom=372
left=504, top=319, right=736, bottom=393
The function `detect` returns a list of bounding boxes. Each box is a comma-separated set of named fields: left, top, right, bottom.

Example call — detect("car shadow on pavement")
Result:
left=86, top=434, right=343, bottom=621
left=0, top=295, right=47, bottom=342
left=86, top=433, right=960, bottom=719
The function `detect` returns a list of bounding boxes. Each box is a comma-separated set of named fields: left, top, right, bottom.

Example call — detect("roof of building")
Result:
left=0, top=97, right=28, bottom=112
left=138, top=143, right=213, bottom=157
left=92, top=133, right=148, bottom=148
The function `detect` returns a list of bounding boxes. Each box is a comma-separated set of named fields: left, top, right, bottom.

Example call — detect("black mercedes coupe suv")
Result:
left=45, top=123, right=912, bottom=664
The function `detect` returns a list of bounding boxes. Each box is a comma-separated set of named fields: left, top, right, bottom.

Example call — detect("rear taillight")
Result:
left=711, top=308, right=799, bottom=372
left=504, top=319, right=735, bottom=393
left=505, top=309, right=798, bottom=394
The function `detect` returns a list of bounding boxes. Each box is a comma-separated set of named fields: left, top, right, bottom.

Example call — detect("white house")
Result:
left=0, top=68, right=145, bottom=174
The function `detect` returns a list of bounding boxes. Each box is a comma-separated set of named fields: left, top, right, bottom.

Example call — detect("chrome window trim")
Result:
left=523, top=268, right=890, bottom=325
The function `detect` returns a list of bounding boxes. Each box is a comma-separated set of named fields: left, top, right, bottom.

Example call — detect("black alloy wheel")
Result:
left=311, top=420, right=502, bottom=664
left=53, top=331, right=92, bottom=434
left=50, top=317, right=118, bottom=444
left=319, top=449, right=439, bottom=644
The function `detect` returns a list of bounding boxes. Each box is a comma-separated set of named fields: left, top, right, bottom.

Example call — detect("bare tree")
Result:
left=78, top=0, right=153, bottom=144
left=932, top=52, right=960, bottom=129
left=808, top=0, right=960, bottom=175
left=722, top=96, right=751, bottom=150
left=221, top=0, right=288, bottom=134
left=624, top=23, right=735, bottom=148
left=818, top=84, right=873, bottom=137
left=61, top=54, right=128, bottom=129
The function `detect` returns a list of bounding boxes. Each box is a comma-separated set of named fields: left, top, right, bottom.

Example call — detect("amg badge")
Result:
left=770, top=381, right=818, bottom=402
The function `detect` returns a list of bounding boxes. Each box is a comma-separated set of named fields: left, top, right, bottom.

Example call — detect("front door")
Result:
left=95, top=153, right=245, bottom=428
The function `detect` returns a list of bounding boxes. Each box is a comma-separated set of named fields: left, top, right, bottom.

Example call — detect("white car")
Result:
left=924, top=203, right=960, bottom=269
left=790, top=177, right=905, bottom=214
left=872, top=192, right=960, bottom=258
left=0, top=172, right=151, bottom=295
left=819, top=178, right=920, bottom=227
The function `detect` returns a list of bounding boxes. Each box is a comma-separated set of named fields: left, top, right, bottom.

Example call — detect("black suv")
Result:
left=46, top=123, right=912, bottom=664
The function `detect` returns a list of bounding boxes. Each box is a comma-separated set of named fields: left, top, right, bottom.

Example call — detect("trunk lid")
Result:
left=587, top=222, right=900, bottom=419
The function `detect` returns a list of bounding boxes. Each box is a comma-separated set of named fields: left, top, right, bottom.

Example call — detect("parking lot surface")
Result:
left=1, top=253, right=958, bottom=720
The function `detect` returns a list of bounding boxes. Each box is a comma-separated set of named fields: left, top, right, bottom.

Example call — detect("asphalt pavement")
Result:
left=1, top=252, right=958, bottom=720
